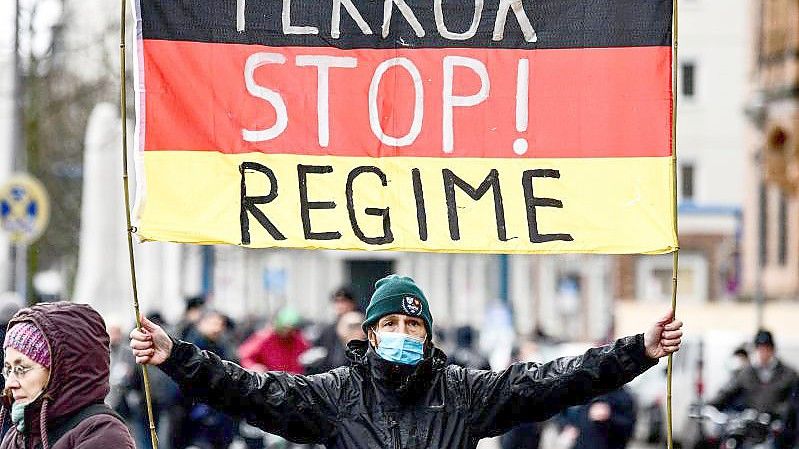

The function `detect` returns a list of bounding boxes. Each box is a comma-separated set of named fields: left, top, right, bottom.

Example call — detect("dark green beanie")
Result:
left=362, top=275, right=433, bottom=334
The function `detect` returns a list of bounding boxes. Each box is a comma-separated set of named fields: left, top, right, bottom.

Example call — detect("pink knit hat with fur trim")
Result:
left=3, top=322, right=50, bottom=368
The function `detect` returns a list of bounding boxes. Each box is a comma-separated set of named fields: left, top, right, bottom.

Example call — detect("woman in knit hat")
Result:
left=0, top=302, right=134, bottom=449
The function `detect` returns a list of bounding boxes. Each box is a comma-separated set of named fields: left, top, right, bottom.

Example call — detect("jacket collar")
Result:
left=346, top=340, right=448, bottom=403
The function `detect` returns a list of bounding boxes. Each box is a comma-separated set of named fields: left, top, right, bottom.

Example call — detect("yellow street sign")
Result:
left=0, top=173, right=50, bottom=244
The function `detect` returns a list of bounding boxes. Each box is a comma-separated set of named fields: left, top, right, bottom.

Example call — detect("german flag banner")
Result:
left=132, top=0, right=676, bottom=254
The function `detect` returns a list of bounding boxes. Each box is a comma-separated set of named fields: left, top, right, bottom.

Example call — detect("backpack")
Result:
left=34, top=403, right=125, bottom=449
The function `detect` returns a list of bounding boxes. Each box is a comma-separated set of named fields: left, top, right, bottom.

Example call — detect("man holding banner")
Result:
left=131, top=274, right=682, bottom=448
left=127, top=0, right=683, bottom=446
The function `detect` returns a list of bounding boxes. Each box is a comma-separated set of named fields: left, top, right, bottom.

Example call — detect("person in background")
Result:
left=500, top=340, right=543, bottom=449
left=106, top=323, right=134, bottom=419
left=711, top=330, right=797, bottom=417
left=448, top=325, right=491, bottom=370
left=336, top=311, right=366, bottom=344
left=783, top=381, right=798, bottom=449
left=180, top=310, right=237, bottom=449
left=310, top=288, right=360, bottom=373
left=719, top=346, right=751, bottom=413
left=1, top=302, right=134, bottom=449
left=731, top=347, right=751, bottom=374
left=710, top=330, right=797, bottom=449
left=238, top=307, right=312, bottom=449
left=557, top=386, right=637, bottom=449
left=239, top=307, right=310, bottom=374
left=175, top=295, right=206, bottom=340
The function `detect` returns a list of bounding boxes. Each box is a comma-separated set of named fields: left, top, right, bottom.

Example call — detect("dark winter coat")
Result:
left=160, top=333, right=656, bottom=448
left=559, top=387, right=637, bottom=449
left=710, top=359, right=798, bottom=417
left=0, top=302, right=135, bottom=449
left=310, top=323, right=350, bottom=374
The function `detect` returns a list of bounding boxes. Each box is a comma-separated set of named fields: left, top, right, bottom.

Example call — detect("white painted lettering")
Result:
left=242, top=53, right=289, bottom=142
left=296, top=55, right=358, bottom=147
left=237, top=0, right=246, bottom=32
left=442, top=56, right=490, bottom=153
left=493, top=0, right=537, bottom=42
left=434, top=0, right=483, bottom=40
left=369, top=58, right=425, bottom=147
left=382, top=0, right=425, bottom=38
left=331, top=0, right=373, bottom=38
left=283, top=0, right=319, bottom=35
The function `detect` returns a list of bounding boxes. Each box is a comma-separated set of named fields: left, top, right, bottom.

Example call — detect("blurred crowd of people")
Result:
left=102, top=288, right=648, bottom=449
left=102, top=289, right=799, bottom=449
left=105, top=289, right=368, bottom=449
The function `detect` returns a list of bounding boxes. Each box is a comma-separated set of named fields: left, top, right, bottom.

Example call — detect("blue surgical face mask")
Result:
left=375, top=331, right=425, bottom=365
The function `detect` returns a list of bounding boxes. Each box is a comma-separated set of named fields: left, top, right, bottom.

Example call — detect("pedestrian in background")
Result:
left=175, top=295, right=206, bottom=340
left=180, top=310, right=237, bottom=449
left=1, top=302, right=134, bottom=449
left=237, top=307, right=312, bottom=449
left=710, top=330, right=797, bottom=449
left=557, top=387, right=637, bottom=449
left=711, top=330, right=797, bottom=418
left=106, top=322, right=134, bottom=419
left=239, top=307, right=310, bottom=374
left=448, top=325, right=490, bottom=370
left=310, top=288, right=360, bottom=373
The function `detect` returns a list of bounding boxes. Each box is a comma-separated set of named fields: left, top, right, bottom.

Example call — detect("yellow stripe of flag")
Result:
left=137, top=151, right=676, bottom=254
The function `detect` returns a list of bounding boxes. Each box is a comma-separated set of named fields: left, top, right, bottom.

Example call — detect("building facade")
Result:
left=616, top=0, right=750, bottom=304
left=741, top=0, right=799, bottom=300
left=210, top=248, right=614, bottom=345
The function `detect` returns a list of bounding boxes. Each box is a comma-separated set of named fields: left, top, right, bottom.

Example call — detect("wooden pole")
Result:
left=666, top=1, right=679, bottom=448
left=119, top=0, right=159, bottom=447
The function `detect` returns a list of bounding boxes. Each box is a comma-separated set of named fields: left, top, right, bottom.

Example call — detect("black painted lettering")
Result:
left=297, top=164, right=342, bottom=240
left=521, top=169, right=574, bottom=243
left=239, top=162, right=286, bottom=244
left=411, top=168, right=428, bottom=241
left=442, top=168, right=508, bottom=241
left=345, top=166, right=393, bottom=245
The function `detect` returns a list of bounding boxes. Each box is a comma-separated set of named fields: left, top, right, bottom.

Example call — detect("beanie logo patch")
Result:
left=402, top=296, right=422, bottom=316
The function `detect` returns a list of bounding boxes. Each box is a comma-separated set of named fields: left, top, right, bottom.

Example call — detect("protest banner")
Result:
left=133, top=0, right=676, bottom=254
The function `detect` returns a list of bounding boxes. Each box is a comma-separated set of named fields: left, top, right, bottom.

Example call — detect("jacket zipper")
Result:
left=390, top=419, right=401, bottom=449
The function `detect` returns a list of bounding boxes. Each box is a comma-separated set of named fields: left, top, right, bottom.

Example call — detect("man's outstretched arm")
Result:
left=466, top=309, right=682, bottom=438
left=130, top=316, right=340, bottom=443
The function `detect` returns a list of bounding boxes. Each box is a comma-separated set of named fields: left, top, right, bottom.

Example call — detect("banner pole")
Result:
left=666, top=1, right=679, bottom=449
left=119, top=0, right=159, bottom=448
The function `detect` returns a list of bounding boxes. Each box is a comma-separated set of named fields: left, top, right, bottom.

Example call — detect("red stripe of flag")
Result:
left=143, top=40, right=671, bottom=158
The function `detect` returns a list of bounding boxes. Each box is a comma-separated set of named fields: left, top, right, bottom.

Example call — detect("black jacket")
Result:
left=559, top=387, right=637, bottom=449
left=159, top=334, right=656, bottom=449
left=710, top=359, right=798, bottom=417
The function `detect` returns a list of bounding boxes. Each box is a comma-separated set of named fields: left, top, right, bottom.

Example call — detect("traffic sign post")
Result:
left=0, top=173, right=50, bottom=300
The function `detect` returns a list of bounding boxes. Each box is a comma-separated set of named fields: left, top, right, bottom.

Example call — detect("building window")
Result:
left=778, top=192, right=787, bottom=265
left=636, top=253, right=708, bottom=303
left=681, top=62, right=695, bottom=98
left=681, top=163, right=695, bottom=201
left=758, top=182, right=768, bottom=267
